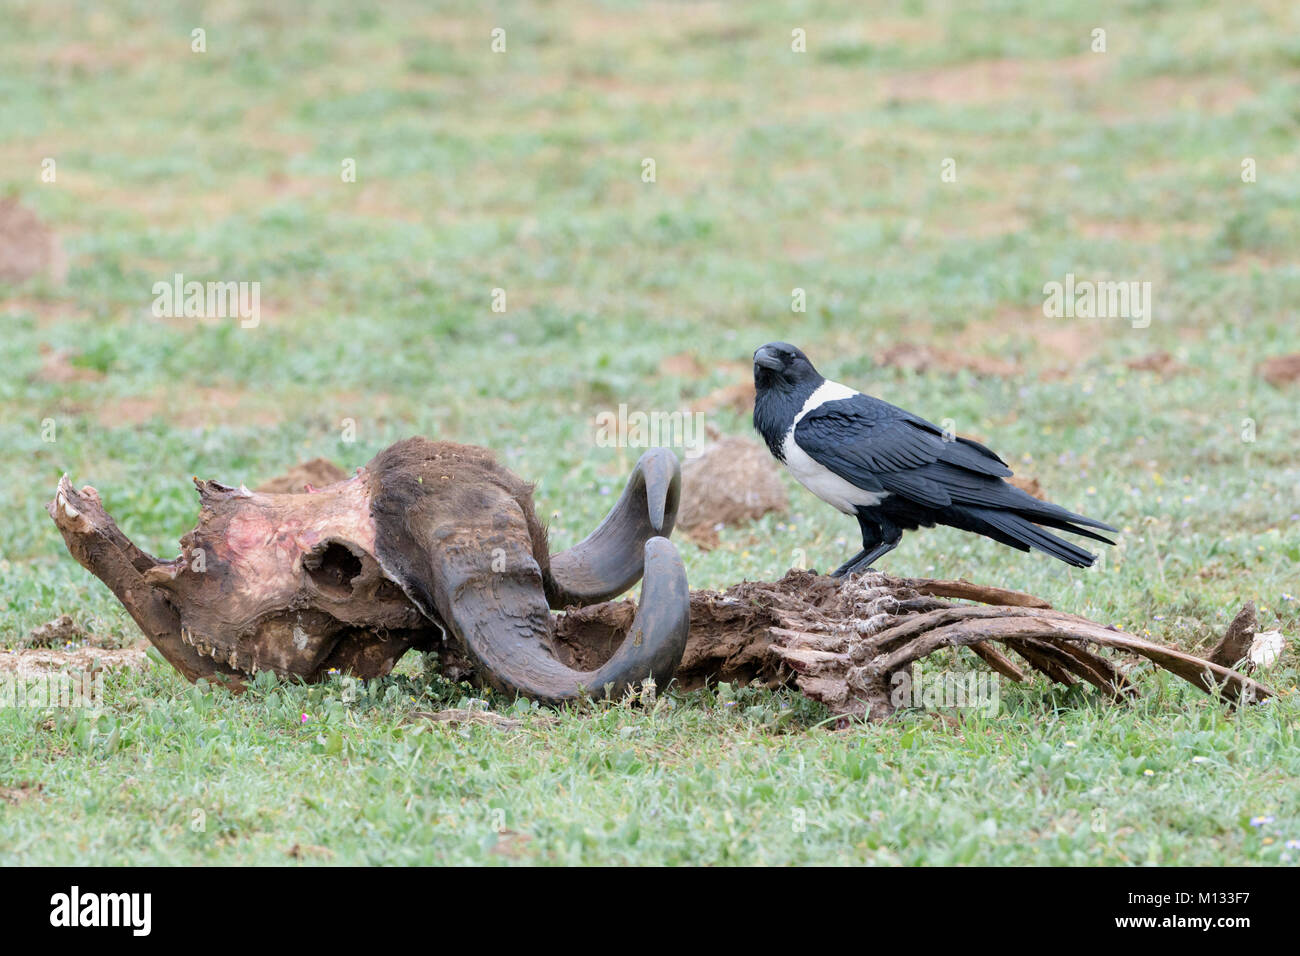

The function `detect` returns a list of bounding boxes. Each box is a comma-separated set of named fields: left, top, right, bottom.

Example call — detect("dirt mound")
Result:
left=255, top=458, right=348, bottom=493
left=675, top=435, right=787, bottom=548
left=0, top=197, right=67, bottom=284
left=1259, top=354, right=1300, bottom=388
left=24, top=614, right=86, bottom=648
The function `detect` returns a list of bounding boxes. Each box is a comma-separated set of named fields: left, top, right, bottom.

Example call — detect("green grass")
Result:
left=2, top=664, right=1298, bottom=865
left=3, top=0, right=1299, bottom=864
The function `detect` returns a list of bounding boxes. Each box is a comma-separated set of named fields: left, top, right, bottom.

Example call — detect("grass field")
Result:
left=3, top=0, right=1299, bottom=864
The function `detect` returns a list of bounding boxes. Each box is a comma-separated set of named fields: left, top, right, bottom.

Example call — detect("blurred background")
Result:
left=5, top=0, right=1299, bottom=651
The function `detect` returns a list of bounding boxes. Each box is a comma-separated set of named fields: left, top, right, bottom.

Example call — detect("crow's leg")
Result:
left=830, top=549, right=866, bottom=577
left=831, top=539, right=898, bottom=576
left=831, top=513, right=880, bottom=576
left=831, top=512, right=902, bottom=577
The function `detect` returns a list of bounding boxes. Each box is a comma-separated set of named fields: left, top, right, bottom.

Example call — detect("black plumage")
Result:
left=751, top=342, right=1116, bottom=575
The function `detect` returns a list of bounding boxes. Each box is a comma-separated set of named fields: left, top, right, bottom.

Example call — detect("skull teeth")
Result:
left=55, top=490, right=81, bottom=519
left=181, top=627, right=216, bottom=658
left=180, top=627, right=249, bottom=671
left=179, top=624, right=257, bottom=676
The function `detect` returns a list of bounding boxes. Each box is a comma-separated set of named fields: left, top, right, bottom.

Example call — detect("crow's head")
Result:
left=753, top=342, right=821, bottom=391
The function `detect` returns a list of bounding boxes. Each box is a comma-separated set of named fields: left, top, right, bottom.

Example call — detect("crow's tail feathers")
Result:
left=959, top=505, right=1111, bottom=568
left=1022, top=511, right=1117, bottom=546
left=999, top=484, right=1118, bottom=536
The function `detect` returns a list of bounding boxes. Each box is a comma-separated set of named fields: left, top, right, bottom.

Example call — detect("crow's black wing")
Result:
left=795, top=395, right=1115, bottom=537
left=793, top=394, right=1013, bottom=507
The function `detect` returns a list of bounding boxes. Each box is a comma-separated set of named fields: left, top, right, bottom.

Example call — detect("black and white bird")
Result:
left=752, top=342, right=1116, bottom=576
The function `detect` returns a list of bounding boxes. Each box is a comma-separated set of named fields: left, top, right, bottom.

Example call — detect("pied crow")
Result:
left=752, top=342, right=1117, bottom=576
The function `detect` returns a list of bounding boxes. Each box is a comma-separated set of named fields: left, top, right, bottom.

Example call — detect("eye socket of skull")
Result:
left=304, top=540, right=364, bottom=597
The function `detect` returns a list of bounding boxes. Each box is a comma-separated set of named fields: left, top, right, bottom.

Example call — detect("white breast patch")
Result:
left=780, top=380, right=891, bottom=515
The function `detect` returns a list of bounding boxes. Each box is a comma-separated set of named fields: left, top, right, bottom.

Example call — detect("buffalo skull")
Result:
left=47, top=437, right=689, bottom=702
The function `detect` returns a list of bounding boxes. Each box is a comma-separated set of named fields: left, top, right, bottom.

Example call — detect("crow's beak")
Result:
left=753, top=347, right=783, bottom=371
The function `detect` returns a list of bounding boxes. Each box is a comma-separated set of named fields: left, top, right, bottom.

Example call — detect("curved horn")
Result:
left=367, top=441, right=689, bottom=702
left=545, top=447, right=681, bottom=608
left=436, top=532, right=689, bottom=704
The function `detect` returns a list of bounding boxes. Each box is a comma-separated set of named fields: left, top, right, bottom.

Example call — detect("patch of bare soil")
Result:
left=967, top=308, right=1115, bottom=377
left=1124, top=351, right=1190, bottom=376
left=33, top=345, right=104, bottom=384
left=49, top=41, right=146, bottom=73
left=1213, top=252, right=1289, bottom=275
left=287, top=843, right=334, bottom=860
left=0, top=783, right=43, bottom=805
left=255, top=458, right=348, bottom=493
left=659, top=352, right=709, bottom=379
left=490, top=829, right=534, bottom=858
left=694, top=381, right=755, bottom=414
left=0, top=197, right=66, bottom=284
left=884, top=54, right=1107, bottom=105
left=94, top=387, right=282, bottom=428
left=0, top=645, right=147, bottom=677
left=879, top=342, right=1019, bottom=378
left=1079, top=220, right=1212, bottom=241
left=346, top=183, right=426, bottom=223
left=1094, top=75, right=1256, bottom=121
left=676, top=435, right=788, bottom=549
left=1, top=296, right=87, bottom=327
left=265, top=172, right=319, bottom=199
left=1259, top=354, right=1300, bottom=387
left=1024, top=323, right=1108, bottom=381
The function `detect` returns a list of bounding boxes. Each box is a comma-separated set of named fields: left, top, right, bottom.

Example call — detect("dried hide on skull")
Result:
left=47, top=438, right=689, bottom=702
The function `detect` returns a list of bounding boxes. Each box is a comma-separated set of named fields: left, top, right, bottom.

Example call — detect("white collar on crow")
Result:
left=779, top=380, right=891, bottom=515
